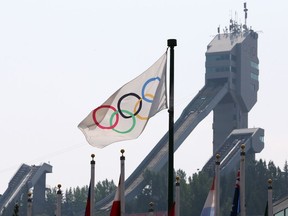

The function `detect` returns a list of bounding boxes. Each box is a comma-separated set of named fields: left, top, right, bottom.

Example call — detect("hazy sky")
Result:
left=1, top=0, right=288, bottom=195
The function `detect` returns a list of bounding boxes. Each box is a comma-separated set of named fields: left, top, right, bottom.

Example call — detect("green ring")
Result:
left=110, top=110, right=136, bottom=134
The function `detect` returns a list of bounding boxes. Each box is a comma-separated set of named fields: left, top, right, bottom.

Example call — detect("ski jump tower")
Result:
left=95, top=3, right=265, bottom=210
left=206, top=5, right=260, bottom=153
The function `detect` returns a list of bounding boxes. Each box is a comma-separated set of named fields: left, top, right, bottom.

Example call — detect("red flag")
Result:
left=168, top=202, right=175, bottom=216
left=85, top=181, right=91, bottom=216
left=110, top=177, right=121, bottom=216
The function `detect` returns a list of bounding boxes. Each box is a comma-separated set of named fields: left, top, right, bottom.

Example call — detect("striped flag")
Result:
left=200, top=177, right=216, bottom=216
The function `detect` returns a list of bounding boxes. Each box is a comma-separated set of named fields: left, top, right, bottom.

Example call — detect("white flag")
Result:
left=78, top=52, right=167, bottom=148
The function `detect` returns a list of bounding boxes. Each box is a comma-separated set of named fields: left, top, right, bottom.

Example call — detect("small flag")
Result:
left=200, top=177, right=216, bottom=216
left=264, top=201, right=268, bottom=216
left=78, top=53, right=167, bottom=148
left=168, top=202, right=175, bottom=216
left=85, top=181, right=91, bottom=216
left=110, top=176, right=121, bottom=216
left=230, top=170, right=240, bottom=216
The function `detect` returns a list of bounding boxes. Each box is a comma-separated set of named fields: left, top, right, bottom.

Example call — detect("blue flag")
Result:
left=230, top=170, right=240, bottom=216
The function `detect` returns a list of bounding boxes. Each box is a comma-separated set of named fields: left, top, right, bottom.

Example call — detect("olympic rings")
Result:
left=92, top=76, right=161, bottom=134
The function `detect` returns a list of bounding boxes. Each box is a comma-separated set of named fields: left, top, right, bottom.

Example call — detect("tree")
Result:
left=44, top=187, right=57, bottom=215
left=126, top=167, right=168, bottom=213
left=95, top=179, right=116, bottom=202
left=175, top=169, right=191, bottom=216
left=188, top=171, right=211, bottom=215
left=284, top=161, right=288, bottom=195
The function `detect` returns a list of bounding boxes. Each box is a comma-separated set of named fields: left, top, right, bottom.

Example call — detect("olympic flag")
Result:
left=78, top=52, right=167, bottom=148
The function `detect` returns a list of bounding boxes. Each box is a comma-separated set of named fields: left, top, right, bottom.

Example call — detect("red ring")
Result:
left=92, top=105, right=119, bottom=129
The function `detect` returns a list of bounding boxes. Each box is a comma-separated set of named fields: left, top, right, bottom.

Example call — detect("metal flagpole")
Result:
left=27, top=191, right=32, bottom=216
left=175, top=176, right=180, bottom=216
left=215, top=154, right=221, bottom=216
left=56, top=184, right=62, bottom=216
left=268, top=179, right=273, bottom=216
left=240, top=144, right=246, bottom=216
left=91, top=154, right=95, bottom=216
left=167, top=38, right=177, bottom=216
left=120, top=149, right=125, bottom=216
left=148, top=202, right=154, bottom=216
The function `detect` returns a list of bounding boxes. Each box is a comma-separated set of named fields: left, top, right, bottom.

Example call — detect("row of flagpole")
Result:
left=201, top=144, right=274, bottom=216
left=22, top=146, right=274, bottom=216
left=87, top=149, right=180, bottom=216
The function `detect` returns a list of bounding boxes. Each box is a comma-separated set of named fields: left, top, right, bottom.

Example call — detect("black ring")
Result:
left=117, top=93, right=142, bottom=119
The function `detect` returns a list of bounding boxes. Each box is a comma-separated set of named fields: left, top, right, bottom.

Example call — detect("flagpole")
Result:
left=267, top=179, right=273, bottom=216
left=120, top=149, right=125, bottom=216
left=90, top=154, right=95, bottom=216
left=240, top=144, right=246, bottom=216
left=175, top=176, right=180, bottom=216
left=167, top=38, right=177, bottom=216
left=27, top=191, right=32, bottom=216
left=148, top=202, right=154, bottom=216
left=56, top=184, right=62, bottom=216
left=215, top=154, right=221, bottom=216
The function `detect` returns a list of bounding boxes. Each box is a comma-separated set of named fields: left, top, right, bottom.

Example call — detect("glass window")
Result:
left=250, top=61, right=259, bottom=70
left=251, top=73, right=258, bottom=81
left=275, top=210, right=284, bottom=216
left=206, top=66, right=230, bottom=73
left=206, top=54, right=230, bottom=61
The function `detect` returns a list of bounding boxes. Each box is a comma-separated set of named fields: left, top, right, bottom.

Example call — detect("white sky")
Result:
left=1, top=0, right=288, bottom=195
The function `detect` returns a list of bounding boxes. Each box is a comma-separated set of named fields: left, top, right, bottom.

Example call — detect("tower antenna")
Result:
left=244, top=2, right=248, bottom=27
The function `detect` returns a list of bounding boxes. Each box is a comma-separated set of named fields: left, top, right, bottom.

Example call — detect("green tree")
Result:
left=284, top=161, right=288, bottom=195
left=188, top=171, right=211, bottom=215
left=126, top=168, right=168, bottom=213
left=63, top=187, right=75, bottom=215
left=95, top=179, right=116, bottom=202
left=175, top=169, right=191, bottom=216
